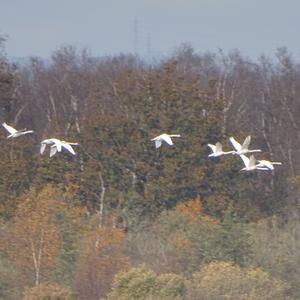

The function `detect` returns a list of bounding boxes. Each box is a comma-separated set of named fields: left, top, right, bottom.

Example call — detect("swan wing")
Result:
left=229, top=137, right=242, bottom=151
left=154, top=139, right=162, bottom=148
left=62, top=143, right=76, bottom=155
left=161, top=135, right=174, bottom=145
left=2, top=123, right=17, bottom=135
left=242, top=135, right=251, bottom=150
left=53, top=140, right=62, bottom=152
left=50, top=145, right=58, bottom=157
left=249, top=155, right=256, bottom=168
left=239, top=154, right=249, bottom=167
left=207, top=144, right=216, bottom=152
left=215, top=142, right=223, bottom=152
left=40, top=143, right=47, bottom=154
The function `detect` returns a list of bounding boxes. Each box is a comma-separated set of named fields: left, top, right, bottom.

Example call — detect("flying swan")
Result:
left=151, top=133, right=181, bottom=149
left=2, top=122, right=34, bottom=138
left=239, top=154, right=270, bottom=171
left=40, top=138, right=78, bottom=157
left=229, top=136, right=262, bottom=155
left=256, top=159, right=282, bottom=170
left=207, top=142, right=234, bottom=157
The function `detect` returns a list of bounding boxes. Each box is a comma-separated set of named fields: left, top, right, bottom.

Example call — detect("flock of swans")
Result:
left=151, top=133, right=281, bottom=171
left=1, top=123, right=282, bottom=171
left=2, top=123, right=78, bottom=157
left=208, top=136, right=282, bottom=171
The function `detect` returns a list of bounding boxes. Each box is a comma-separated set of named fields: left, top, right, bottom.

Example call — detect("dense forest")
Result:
left=1, top=36, right=300, bottom=299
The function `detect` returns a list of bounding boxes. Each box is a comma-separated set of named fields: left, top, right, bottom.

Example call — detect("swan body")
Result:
left=151, top=133, right=181, bottom=148
left=256, top=159, right=282, bottom=170
left=2, top=122, right=34, bottom=138
left=208, top=142, right=234, bottom=157
left=40, top=138, right=78, bottom=157
left=239, top=154, right=270, bottom=171
left=229, top=136, right=262, bottom=155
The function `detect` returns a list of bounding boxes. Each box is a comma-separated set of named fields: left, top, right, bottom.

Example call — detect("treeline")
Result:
left=0, top=38, right=300, bottom=299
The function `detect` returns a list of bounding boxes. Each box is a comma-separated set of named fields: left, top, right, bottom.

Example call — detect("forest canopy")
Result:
left=0, top=38, right=300, bottom=299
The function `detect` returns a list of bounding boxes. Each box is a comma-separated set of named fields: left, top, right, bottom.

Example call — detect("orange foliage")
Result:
left=169, top=235, right=193, bottom=251
left=176, top=195, right=203, bottom=221
left=74, top=225, right=130, bottom=300
left=176, top=195, right=219, bottom=225
left=9, top=189, right=62, bottom=287
left=202, top=215, right=219, bottom=225
left=1, top=185, right=85, bottom=292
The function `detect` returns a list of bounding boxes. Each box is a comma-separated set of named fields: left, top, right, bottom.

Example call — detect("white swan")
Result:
left=40, top=138, right=61, bottom=155
left=40, top=138, right=78, bottom=157
left=256, top=159, right=282, bottom=170
left=239, top=154, right=270, bottom=171
left=207, top=142, right=234, bottom=157
left=2, top=122, right=34, bottom=138
left=151, top=133, right=181, bottom=148
left=229, top=136, right=262, bottom=155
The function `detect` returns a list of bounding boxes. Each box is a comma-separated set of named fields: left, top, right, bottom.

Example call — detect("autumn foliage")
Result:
left=106, top=266, right=186, bottom=300
left=176, top=195, right=203, bottom=218
left=23, top=283, right=74, bottom=300
left=0, top=38, right=300, bottom=299
left=188, top=261, right=291, bottom=300
left=7, top=187, right=62, bottom=287
left=74, top=225, right=129, bottom=300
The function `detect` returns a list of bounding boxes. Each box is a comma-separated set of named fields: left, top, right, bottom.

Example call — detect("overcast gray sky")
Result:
left=1, top=0, right=300, bottom=59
